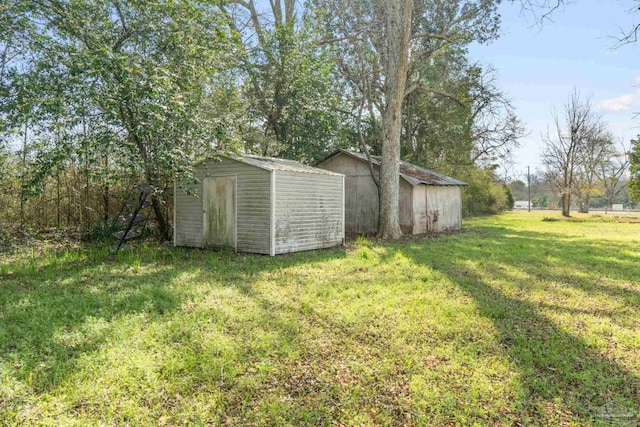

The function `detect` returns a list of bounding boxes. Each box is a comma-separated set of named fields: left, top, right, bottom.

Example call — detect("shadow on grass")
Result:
left=0, top=243, right=347, bottom=396
left=388, top=225, right=640, bottom=423
left=3, top=226, right=638, bottom=424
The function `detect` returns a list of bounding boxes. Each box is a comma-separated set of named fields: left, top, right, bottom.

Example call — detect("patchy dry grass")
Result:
left=1, top=212, right=639, bottom=426
left=542, top=213, right=640, bottom=223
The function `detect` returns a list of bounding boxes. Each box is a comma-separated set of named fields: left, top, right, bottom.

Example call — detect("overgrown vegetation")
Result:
left=1, top=212, right=638, bottom=425
left=1, top=0, right=519, bottom=237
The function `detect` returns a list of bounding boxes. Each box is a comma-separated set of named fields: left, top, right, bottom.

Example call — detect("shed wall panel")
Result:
left=174, top=158, right=271, bottom=254
left=412, top=185, right=427, bottom=234
left=274, top=171, right=344, bottom=254
left=425, top=186, right=462, bottom=232
left=399, top=179, right=414, bottom=234
left=354, top=175, right=379, bottom=234
left=319, top=152, right=414, bottom=234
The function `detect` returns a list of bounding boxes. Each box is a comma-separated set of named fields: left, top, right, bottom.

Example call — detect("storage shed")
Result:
left=174, top=154, right=345, bottom=255
left=318, top=150, right=467, bottom=234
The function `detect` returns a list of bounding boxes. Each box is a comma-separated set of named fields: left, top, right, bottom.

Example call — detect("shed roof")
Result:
left=327, top=150, right=468, bottom=186
left=200, top=153, right=344, bottom=176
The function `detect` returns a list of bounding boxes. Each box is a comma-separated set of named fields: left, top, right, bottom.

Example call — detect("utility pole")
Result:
left=527, top=166, right=531, bottom=213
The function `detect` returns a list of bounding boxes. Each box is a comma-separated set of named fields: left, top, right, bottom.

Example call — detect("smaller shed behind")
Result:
left=174, top=154, right=344, bottom=255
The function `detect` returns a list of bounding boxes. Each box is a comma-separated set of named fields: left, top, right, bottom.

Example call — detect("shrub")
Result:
left=460, top=167, right=510, bottom=216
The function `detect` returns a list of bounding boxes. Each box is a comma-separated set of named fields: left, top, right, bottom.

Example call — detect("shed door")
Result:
left=203, top=176, right=237, bottom=249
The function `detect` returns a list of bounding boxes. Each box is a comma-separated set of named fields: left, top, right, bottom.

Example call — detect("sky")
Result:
left=468, top=0, right=640, bottom=179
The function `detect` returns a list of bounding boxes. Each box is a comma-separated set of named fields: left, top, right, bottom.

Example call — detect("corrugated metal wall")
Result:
left=174, top=158, right=271, bottom=254
left=274, top=171, right=344, bottom=254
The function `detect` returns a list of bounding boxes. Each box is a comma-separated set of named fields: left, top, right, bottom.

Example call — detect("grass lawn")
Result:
left=1, top=212, right=639, bottom=426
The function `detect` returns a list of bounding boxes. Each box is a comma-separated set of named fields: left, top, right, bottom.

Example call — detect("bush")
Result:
left=83, top=219, right=122, bottom=242
left=504, top=186, right=515, bottom=210
left=460, top=167, right=510, bottom=216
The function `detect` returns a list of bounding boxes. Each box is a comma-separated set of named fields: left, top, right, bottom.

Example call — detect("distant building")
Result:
left=514, top=200, right=530, bottom=209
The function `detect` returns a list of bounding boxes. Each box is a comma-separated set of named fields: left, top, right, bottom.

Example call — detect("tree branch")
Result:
left=410, top=32, right=454, bottom=43
left=403, top=84, right=464, bottom=107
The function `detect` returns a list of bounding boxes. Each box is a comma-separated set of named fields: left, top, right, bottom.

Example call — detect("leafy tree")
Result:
left=531, top=194, right=548, bottom=208
left=504, top=185, right=515, bottom=210
left=314, top=0, right=501, bottom=238
left=629, top=137, right=640, bottom=201
left=461, top=165, right=510, bottom=215
left=221, top=0, right=349, bottom=163
left=509, top=180, right=528, bottom=200
left=595, top=143, right=629, bottom=211
left=3, top=1, right=237, bottom=239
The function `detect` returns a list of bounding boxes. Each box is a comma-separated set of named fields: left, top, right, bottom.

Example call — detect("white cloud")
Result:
left=600, top=91, right=640, bottom=113
left=635, top=76, right=640, bottom=86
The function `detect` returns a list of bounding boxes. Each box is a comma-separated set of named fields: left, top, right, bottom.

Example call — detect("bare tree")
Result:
left=516, top=0, right=640, bottom=45
left=596, top=142, right=630, bottom=212
left=573, top=133, right=613, bottom=213
left=541, top=90, right=605, bottom=217
left=470, top=67, right=526, bottom=164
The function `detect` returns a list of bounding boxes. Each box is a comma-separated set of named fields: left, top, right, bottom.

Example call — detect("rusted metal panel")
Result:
left=327, top=150, right=467, bottom=186
left=202, top=176, right=236, bottom=249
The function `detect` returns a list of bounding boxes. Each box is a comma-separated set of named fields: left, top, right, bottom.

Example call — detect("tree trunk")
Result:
left=103, top=154, right=109, bottom=225
left=583, top=193, right=590, bottom=213
left=56, top=170, right=60, bottom=228
left=140, top=172, right=171, bottom=241
left=561, top=167, right=570, bottom=216
left=20, top=122, right=28, bottom=230
left=118, top=99, right=171, bottom=241
left=378, top=0, right=412, bottom=240
left=150, top=193, right=170, bottom=241
left=379, top=111, right=403, bottom=239
left=562, top=193, right=570, bottom=217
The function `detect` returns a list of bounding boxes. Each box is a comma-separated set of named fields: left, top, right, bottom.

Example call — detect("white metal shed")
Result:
left=174, top=154, right=345, bottom=255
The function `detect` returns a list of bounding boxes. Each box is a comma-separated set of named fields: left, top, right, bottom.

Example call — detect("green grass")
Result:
left=1, top=212, right=639, bottom=426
